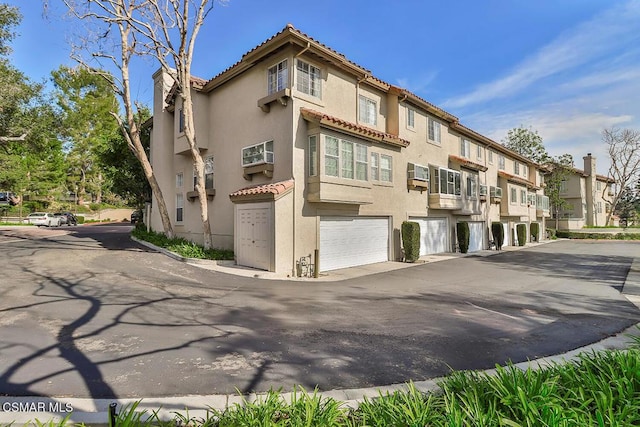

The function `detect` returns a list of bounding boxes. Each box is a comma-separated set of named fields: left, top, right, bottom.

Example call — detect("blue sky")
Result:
left=6, top=0, right=640, bottom=175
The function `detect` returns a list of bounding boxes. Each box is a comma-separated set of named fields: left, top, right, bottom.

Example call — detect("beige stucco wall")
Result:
left=151, top=39, right=552, bottom=274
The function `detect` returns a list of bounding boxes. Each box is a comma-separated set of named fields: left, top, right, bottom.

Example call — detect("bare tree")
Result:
left=133, top=0, right=218, bottom=249
left=602, top=127, right=640, bottom=226
left=58, top=0, right=176, bottom=239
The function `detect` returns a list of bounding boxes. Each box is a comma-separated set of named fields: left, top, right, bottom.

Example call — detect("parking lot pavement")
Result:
left=0, top=227, right=639, bottom=406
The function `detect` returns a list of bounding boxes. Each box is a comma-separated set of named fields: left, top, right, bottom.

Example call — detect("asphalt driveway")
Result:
left=0, top=224, right=639, bottom=399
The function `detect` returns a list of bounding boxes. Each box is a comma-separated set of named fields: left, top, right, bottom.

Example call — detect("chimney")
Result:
left=583, top=153, right=596, bottom=177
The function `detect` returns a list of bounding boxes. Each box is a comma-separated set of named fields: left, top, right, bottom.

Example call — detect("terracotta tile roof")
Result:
left=300, top=107, right=410, bottom=148
left=498, top=171, right=539, bottom=190
left=448, top=154, right=489, bottom=172
left=229, top=179, right=294, bottom=198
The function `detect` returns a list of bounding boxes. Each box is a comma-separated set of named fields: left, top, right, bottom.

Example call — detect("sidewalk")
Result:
left=132, top=235, right=555, bottom=282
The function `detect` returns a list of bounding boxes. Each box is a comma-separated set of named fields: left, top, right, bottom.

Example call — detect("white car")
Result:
left=26, top=212, right=62, bottom=227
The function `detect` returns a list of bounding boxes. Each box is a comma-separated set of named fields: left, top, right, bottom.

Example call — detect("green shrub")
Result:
left=456, top=222, right=470, bottom=253
left=131, top=227, right=234, bottom=260
left=491, top=222, right=504, bottom=250
left=401, top=221, right=421, bottom=262
left=516, top=223, right=527, bottom=246
left=77, top=215, right=85, bottom=224
left=530, top=222, right=540, bottom=242
left=554, top=230, right=640, bottom=240
left=546, top=228, right=557, bottom=239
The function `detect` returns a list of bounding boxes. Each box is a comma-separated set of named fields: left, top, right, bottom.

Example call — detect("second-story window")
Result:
left=520, top=189, right=527, bottom=206
left=434, top=167, right=461, bottom=196
left=510, top=187, right=517, bottom=205
left=466, top=174, right=478, bottom=199
left=193, top=156, right=214, bottom=190
left=514, top=162, right=520, bottom=175
left=359, top=95, right=377, bottom=126
left=178, top=108, right=185, bottom=133
left=176, top=172, right=183, bottom=189
left=428, top=118, right=441, bottom=144
left=296, top=60, right=322, bottom=98
left=498, top=155, right=505, bottom=170
left=325, top=136, right=368, bottom=181
left=489, top=150, right=494, bottom=164
left=380, top=154, right=392, bottom=182
left=370, top=153, right=379, bottom=181
left=308, top=135, right=317, bottom=176
left=477, top=145, right=483, bottom=160
left=268, top=59, right=288, bottom=95
left=461, top=138, right=471, bottom=158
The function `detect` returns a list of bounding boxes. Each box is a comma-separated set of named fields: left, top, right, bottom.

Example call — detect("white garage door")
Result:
left=409, top=217, right=449, bottom=256
left=320, top=217, right=389, bottom=271
left=236, top=204, right=272, bottom=271
left=468, top=221, right=485, bottom=253
left=502, top=222, right=510, bottom=247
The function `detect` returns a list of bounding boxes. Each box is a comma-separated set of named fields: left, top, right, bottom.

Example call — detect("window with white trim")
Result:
left=428, top=118, right=441, bottom=143
left=193, top=156, right=214, bottom=190
left=514, top=162, right=520, bottom=175
left=466, top=174, right=478, bottom=199
left=510, top=187, right=517, bottom=205
left=520, top=189, right=527, bottom=206
left=489, top=150, right=494, bottom=164
left=296, top=59, right=321, bottom=98
left=176, top=193, right=184, bottom=223
left=308, top=135, right=317, bottom=176
left=433, top=167, right=461, bottom=196
left=597, top=201, right=603, bottom=213
left=498, top=154, right=505, bottom=170
left=560, top=179, right=568, bottom=193
left=242, top=141, right=274, bottom=167
left=358, top=95, right=377, bottom=126
left=176, top=172, right=183, bottom=188
left=370, top=152, right=379, bottom=181
left=380, top=154, right=392, bottom=182
left=267, top=59, right=288, bottom=95
left=523, top=165, right=528, bottom=178
left=477, top=144, right=483, bottom=160
left=407, top=107, right=415, bottom=129
left=461, top=138, right=471, bottom=158
left=324, top=136, right=368, bottom=181
left=596, top=181, right=602, bottom=191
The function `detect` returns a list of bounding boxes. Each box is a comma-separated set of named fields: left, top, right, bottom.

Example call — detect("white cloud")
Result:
left=396, top=70, right=439, bottom=93
left=443, top=0, right=640, bottom=109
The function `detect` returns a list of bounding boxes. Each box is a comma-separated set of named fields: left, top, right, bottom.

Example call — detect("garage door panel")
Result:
left=468, top=222, right=485, bottom=253
left=410, top=217, right=449, bottom=256
left=320, top=217, right=389, bottom=272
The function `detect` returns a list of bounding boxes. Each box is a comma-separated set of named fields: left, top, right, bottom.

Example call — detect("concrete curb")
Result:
left=130, top=235, right=235, bottom=267
left=1, top=323, right=638, bottom=426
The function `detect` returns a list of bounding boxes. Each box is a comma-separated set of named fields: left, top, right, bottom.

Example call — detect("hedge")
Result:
left=516, top=224, right=527, bottom=246
left=401, top=221, right=421, bottom=262
left=491, top=222, right=504, bottom=250
left=456, top=222, right=470, bottom=254
left=556, top=231, right=640, bottom=240
left=530, top=222, right=540, bottom=242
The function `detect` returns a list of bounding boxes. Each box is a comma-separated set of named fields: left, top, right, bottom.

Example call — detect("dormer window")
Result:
left=268, top=59, right=288, bottom=95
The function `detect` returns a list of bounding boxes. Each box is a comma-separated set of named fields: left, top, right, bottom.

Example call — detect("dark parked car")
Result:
left=55, top=212, right=78, bottom=226
left=131, top=210, right=143, bottom=224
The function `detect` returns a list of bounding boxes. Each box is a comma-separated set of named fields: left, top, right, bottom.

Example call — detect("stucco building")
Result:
left=150, top=24, right=550, bottom=276
left=553, top=153, right=615, bottom=229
